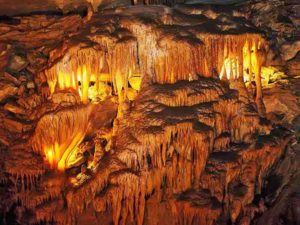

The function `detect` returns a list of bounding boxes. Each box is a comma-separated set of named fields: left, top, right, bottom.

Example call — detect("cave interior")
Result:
left=0, top=0, right=299, bottom=225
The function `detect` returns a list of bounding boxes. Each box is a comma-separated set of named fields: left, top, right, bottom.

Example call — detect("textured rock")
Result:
left=0, top=82, right=18, bottom=102
left=0, top=44, right=11, bottom=71
left=4, top=103, right=26, bottom=115
left=26, top=81, right=35, bottom=89
left=3, top=118, right=26, bottom=133
left=0, top=132, right=10, bottom=146
left=17, top=93, right=43, bottom=110
left=51, top=89, right=81, bottom=106
left=281, top=40, right=300, bottom=61
left=0, top=0, right=89, bottom=16
left=264, top=80, right=300, bottom=124
left=255, top=115, right=300, bottom=225
left=1, top=72, right=21, bottom=86
left=7, top=55, right=29, bottom=73
left=247, top=0, right=300, bottom=72
left=287, top=53, right=300, bottom=76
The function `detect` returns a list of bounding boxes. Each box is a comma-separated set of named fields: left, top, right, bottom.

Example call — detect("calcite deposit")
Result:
left=0, top=1, right=299, bottom=225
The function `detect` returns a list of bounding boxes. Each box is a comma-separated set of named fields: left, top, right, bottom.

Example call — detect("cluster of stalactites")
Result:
left=198, top=34, right=267, bottom=114
left=122, top=21, right=266, bottom=87
left=43, top=32, right=266, bottom=105
left=43, top=41, right=141, bottom=103
left=88, top=125, right=212, bottom=225
left=58, top=121, right=215, bottom=225
left=218, top=36, right=266, bottom=85
left=216, top=35, right=267, bottom=113
left=30, top=105, right=93, bottom=171
left=184, top=35, right=265, bottom=82
left=87, top=123, right=217, bottom=225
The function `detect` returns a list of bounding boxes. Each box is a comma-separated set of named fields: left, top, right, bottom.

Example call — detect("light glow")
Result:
left=219, top=40, right=266, bottom=84
left=50, top=64, right=141, bottom=103
left=44, top=142, right=61, bottom=170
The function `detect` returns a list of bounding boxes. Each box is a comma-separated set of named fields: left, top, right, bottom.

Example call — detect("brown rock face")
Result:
left=0, top=82, right=18, bottom=102
left=0, top=3, right=298, bottom=225
left=0, top=0, right=89, bottom=16
left=247, top=0, right=300, bottom=75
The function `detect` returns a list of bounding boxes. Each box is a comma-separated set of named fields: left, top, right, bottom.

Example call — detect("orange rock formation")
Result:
left=0, top=5, right=296, bottom=225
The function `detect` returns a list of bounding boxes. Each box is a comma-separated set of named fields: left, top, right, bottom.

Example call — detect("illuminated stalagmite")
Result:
left=0, top=4, right=294, bottom=225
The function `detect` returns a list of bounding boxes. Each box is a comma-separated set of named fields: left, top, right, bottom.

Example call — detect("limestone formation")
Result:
left=0, top=2, right=298, bottom=225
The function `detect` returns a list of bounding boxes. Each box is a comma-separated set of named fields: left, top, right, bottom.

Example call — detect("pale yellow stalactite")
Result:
left=48, top=80, right=57, bottom=94
left=253, top=40, right=267, bottom=115
left=71, top=71, right=77, bottom=90
left=231, top=57, right=237, bottom=80
left=224, top=58, right=231, bottom=80
left=243, top=40, right=253, bottom=83
left=238, top=49, right=243, bottom=81
left=252, top=42, right=262, bottom=99
left=81, top=65, right=90, bottom=103
left=219, top=64, right=225, bottom=80
left=58, top=71, right=64, bottom=89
